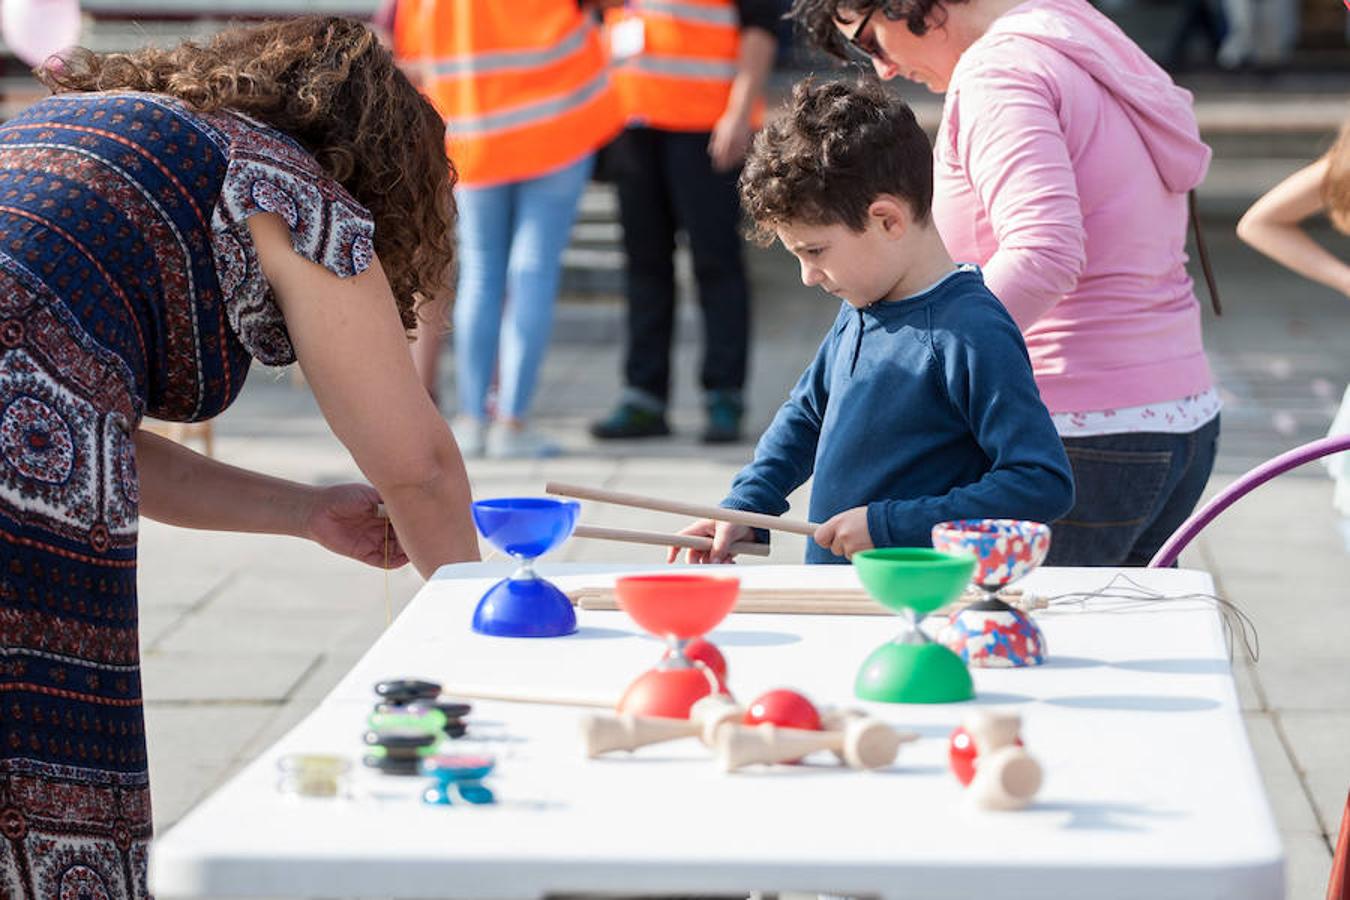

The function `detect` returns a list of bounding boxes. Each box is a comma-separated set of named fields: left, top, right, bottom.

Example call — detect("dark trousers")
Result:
left=610, top=127, right=750, bottom=404
left=1046, top=415, right=1221, bottom=567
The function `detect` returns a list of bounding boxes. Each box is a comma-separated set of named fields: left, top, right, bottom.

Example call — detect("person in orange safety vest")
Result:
left=591, top=0, right=780, bottom=444
left=396, top=0, right=624, bottom=458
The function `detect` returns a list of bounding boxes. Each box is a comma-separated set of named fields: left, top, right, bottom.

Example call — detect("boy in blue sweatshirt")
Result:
left=673, top=79, right=1074, bottom=564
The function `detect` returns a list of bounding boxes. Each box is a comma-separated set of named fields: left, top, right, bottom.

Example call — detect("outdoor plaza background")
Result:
left=1, top=2, right=1347, bottom=898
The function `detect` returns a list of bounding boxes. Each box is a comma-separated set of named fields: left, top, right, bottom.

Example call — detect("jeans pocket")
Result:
left=1048, top=446, right=1175, bottom=566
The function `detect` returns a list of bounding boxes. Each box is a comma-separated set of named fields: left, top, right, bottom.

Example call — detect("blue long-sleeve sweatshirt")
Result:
left=723, top=267, right=1075, bottom=564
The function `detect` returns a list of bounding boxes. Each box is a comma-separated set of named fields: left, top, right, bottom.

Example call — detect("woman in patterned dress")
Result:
left=0, top=17, right=478, bottom=898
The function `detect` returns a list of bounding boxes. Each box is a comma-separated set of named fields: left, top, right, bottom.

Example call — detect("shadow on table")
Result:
left=568, top=626, right=633, bottom=640
left=963, top=692, right=1036, bottom=706
left=1034, top=799, right=1185, bottom=832
left=1110, top=657, right=1231, bottom=675
left=707, top=629, right=802, bottom=647
left=1042, top=694, right=1221, bottom=712
left=1041, top=655, right=1104, bottom=670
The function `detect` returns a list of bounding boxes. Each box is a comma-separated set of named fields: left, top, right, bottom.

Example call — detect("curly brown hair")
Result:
left=739, top=78, right=933, bottom=245
left=789, top=0, right=968, bottom=59
left=39, top=16, right=454, bottom=330
left=1323, top=120, right=1350, bottom=235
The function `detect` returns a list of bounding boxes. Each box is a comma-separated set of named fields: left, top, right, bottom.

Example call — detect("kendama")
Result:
left=949, top=710, right=1042, bottom=810
left=614, top=574, right=739, bottom=718
left=932, top=519, right=1052, bottom=667
left=581, top=690, right=916, bottom=772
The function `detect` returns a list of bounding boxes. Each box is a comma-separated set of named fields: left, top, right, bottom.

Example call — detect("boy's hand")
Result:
left=813, top=507, right=874, bottom=560
left=668, top=518, right=756, bottom=565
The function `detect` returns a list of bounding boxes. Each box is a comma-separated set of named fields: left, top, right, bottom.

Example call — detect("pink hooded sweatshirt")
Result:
left=931, top=0, right=1214, bottom=414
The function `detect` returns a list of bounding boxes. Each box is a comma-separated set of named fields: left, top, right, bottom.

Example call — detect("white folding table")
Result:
left=148, top=563, right=1284, bottom=899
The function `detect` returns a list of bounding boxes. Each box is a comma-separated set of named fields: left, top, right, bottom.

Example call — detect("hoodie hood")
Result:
left=976, top=0, right=1210, bottom=192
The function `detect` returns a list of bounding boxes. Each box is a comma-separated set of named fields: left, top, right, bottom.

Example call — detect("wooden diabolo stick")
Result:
left=572, top=524, right=771, bottom=557
left=546, top=482, right=820, bottom=537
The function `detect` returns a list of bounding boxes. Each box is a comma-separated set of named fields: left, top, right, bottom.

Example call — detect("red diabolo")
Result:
left=613, top=574, right=739, bottom=719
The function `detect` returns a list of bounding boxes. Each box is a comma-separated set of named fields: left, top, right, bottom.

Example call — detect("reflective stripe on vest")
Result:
left=396, top=1, right=621, bottom=187
left=605, top=0, right=756, bottom=132
left=633, top=0, right=737, bottom=26
left=429, top=16, right=592, bottom=78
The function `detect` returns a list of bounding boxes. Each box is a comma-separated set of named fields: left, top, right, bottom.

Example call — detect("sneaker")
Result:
left=451, top=415, right=487, bottom=458
left=702, top=390, right=744, bottom=444
left=486, top=423, right=562, bottom=459
left=590, top=402, right=671, bottom=440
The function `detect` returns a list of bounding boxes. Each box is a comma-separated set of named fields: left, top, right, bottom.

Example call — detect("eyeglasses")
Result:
left=844, top=6, right=882, bottom=63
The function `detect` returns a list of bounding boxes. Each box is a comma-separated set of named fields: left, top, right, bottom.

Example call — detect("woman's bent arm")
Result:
left=249, top=212, right=479, bottom=577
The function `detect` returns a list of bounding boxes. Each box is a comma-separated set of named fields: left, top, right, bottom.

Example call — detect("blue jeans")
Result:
left=1045, top=416, right=1221, bottom=567
left=453, top=155, right=593, bottom=420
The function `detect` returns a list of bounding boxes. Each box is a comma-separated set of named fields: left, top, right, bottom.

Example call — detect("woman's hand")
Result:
left=813, top=507, right=874, bottom=560
left=304, top=483, right=409, bottom=569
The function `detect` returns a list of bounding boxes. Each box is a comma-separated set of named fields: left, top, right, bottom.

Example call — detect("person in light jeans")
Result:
left=444, top=155, right=594, bottom=458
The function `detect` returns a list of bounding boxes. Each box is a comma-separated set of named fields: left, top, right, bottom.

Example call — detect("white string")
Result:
left=1038, top=572, right=1260, bottom=662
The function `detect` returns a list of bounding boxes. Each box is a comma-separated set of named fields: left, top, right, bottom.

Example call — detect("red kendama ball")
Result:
left=948, top=725, right=1023, bottom=786
left=948, top=726, right=979, bottom=786
left=743, top=689, right=822, bottom=731
left=661, top=638, right=729, bottom=692
left=685, top=638, right=727, bottom=681
left=663, top=637, right=727, bottom=681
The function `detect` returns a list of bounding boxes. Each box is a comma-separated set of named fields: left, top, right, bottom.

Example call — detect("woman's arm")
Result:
left=1236, top=157, right=1350, bottom=298
left=951, top=67, right=1087, bottom=329
left=135, top=429, right=409, bottom=568
left=248, top=212, right=479, bottom=578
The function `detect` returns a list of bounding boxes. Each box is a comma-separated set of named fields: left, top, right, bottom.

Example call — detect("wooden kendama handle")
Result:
left=716, top=719, right=915, bottom=772
left=582, top=696, right=744, bottom=756
left=968, top=745, right=1043, bottom=811
left=572, top=524, right=771, bottom=557
left=545, top=482, right=820, bottom=537
left=963, top=710, right=1022, bottom=754
left=820, top=707, right=868, bottom=764
left=580, top=715, right=701, bottom=757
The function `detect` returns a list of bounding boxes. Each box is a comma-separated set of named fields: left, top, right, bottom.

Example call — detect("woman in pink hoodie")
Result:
left=790, top=0, right=1221, bottom=566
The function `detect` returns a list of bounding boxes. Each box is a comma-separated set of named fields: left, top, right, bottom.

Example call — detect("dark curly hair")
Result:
left=789, top=0, right=968, bottom=59
left=739, top=78, right=933, bottom=244
left=39, top=16, right=455, bottom=330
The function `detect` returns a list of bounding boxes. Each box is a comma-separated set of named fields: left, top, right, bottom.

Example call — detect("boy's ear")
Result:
left=868, top=195, right=913, bottom=239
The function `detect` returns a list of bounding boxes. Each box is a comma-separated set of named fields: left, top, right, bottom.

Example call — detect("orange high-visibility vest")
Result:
left=393, top=0, right=622, bottom=187
left=605, top=0, right=761, bottom=132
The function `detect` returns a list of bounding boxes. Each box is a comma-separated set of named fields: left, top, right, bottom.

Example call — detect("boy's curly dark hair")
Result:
left=40, top=16, right=454, bottom=330
left=788, top=0, right=968, bottom=59
left=739, top=78, right=933, bottom=245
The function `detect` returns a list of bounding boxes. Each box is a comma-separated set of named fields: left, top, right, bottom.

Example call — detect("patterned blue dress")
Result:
left=0, top=91, right=374, bottom=899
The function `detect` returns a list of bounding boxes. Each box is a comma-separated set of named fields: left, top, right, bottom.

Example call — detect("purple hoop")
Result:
left=1148, top=434, right=1350, bottom=568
